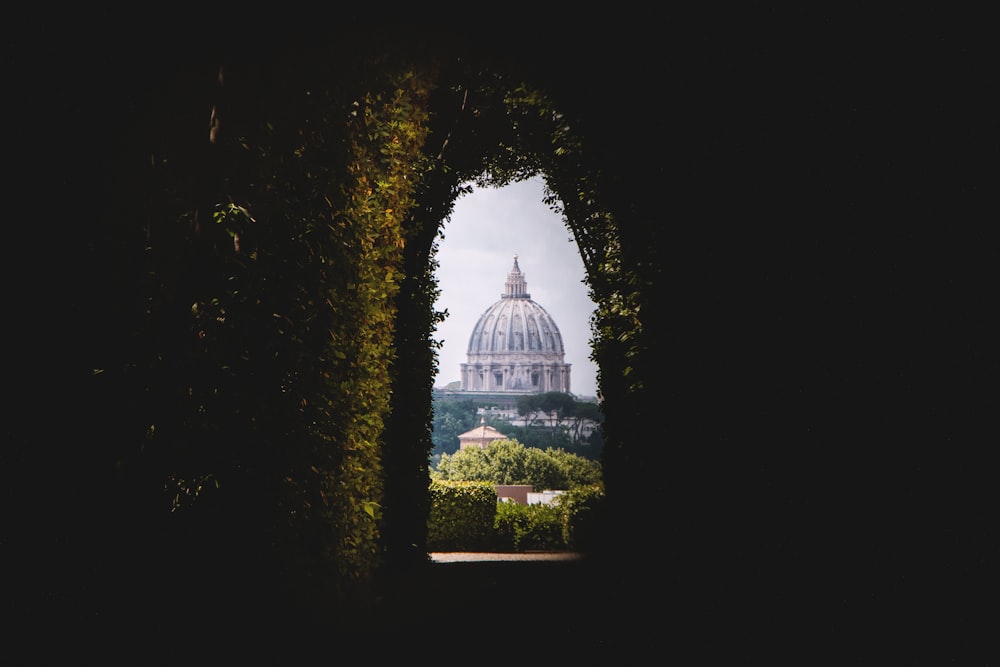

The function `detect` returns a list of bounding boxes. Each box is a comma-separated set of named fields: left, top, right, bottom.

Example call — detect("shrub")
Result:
left=493, top=501, right=564, bottom=551
left=427, top=480, right=497, bottom=551
left=427, top=480, right=605, bottom=553
left=556, top=484, right=606, bottom=552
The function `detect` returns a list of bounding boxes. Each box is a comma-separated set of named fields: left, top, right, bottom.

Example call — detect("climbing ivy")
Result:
left=52, top=29, right=653, bottom=626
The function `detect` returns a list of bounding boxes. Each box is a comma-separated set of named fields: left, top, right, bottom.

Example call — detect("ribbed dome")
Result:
left=460, top=256, right=571, bottom=394
left=466, top=256, right=565, bottom=357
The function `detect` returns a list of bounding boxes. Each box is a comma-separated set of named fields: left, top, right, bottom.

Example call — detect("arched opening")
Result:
left=12, top=25, right=666, bottom=652
left=432, top=179, right=598, bottom=401
left=12, top=18, right=991, bottom=661
left=424, top=179, right=604, bottom=552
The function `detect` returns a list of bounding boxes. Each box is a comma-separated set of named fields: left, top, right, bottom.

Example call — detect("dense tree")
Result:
left=431, top=393, right=603, bottom=461
left=501, top=423, right=573, bottom=453
left=512, top=391, right=604, bottom=456
left=430, top=399, right=480, bottom=462
left=432, top=438, right=601, bottom=490
left=515, top=391, right=579, bottom=426
left=544, top=449, right=604, bottom=487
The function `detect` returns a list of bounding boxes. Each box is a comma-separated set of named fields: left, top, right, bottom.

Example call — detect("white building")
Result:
left=460, top=256, right=572, bottom=395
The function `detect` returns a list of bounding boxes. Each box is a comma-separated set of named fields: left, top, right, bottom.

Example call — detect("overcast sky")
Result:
left=432, top=178, right=599, bottom=399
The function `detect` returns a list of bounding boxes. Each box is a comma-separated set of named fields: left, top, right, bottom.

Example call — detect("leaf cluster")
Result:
left=431, top=438, right=602, bottom=490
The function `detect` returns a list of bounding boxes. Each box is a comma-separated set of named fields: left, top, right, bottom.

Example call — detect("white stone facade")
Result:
left=459, top=256, right=572, bottom=394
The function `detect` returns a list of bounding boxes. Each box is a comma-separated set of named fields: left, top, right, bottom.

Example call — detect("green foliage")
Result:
left=493, top=502, right=563, bottom=551
left=498, top=423, right=573, bottom=454
left=381, top=192, right=446, bottom=568
left=431, top=438, right=601, bottom=490
left=431, top=393, right=604, bottom=461
left=39, top=25, right=658, bottom=628
left=556, top=484, right=607, bottom=552
left=510, top=393, right=603, bottom=458
left=515, top=391, right=578, bottom=419
left=543, top=449, right=604, bottom=487
left=519, top=422, right=602, bottom=461
left=127, top=48, right=440, bottom=605
left=430, top=398, right=480, bottom=461
left=426, top=482, right=604, bottom=553
left=426, top=480, right=497, bottom=551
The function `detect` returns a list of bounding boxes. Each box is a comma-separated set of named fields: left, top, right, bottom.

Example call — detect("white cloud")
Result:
left=432, top=178, right=599, bottom=398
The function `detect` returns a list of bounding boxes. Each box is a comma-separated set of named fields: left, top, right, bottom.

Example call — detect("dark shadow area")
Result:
left=4, top=13, right=994, bottom=664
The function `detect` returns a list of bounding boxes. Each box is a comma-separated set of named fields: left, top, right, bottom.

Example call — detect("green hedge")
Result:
left=494, top=502, right=563, bottom=551
left=557, top=484, right=607, bottom=551
left=428, top=481, right=606, bottom=552
left=427, top=480, right=498, bottom=551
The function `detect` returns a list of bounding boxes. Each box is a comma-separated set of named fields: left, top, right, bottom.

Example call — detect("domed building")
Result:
left=459, top=255, right=571, bottom=395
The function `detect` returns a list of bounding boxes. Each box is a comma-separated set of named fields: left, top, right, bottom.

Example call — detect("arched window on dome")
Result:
left=526, top=317, right=539, bottom=350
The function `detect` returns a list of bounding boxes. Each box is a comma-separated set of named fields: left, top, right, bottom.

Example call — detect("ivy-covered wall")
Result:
left=7, top=25, right=657, bottom=635
left=8, top=16, right=993, bottom=662
left=57, top=39, right=453, bottom=623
